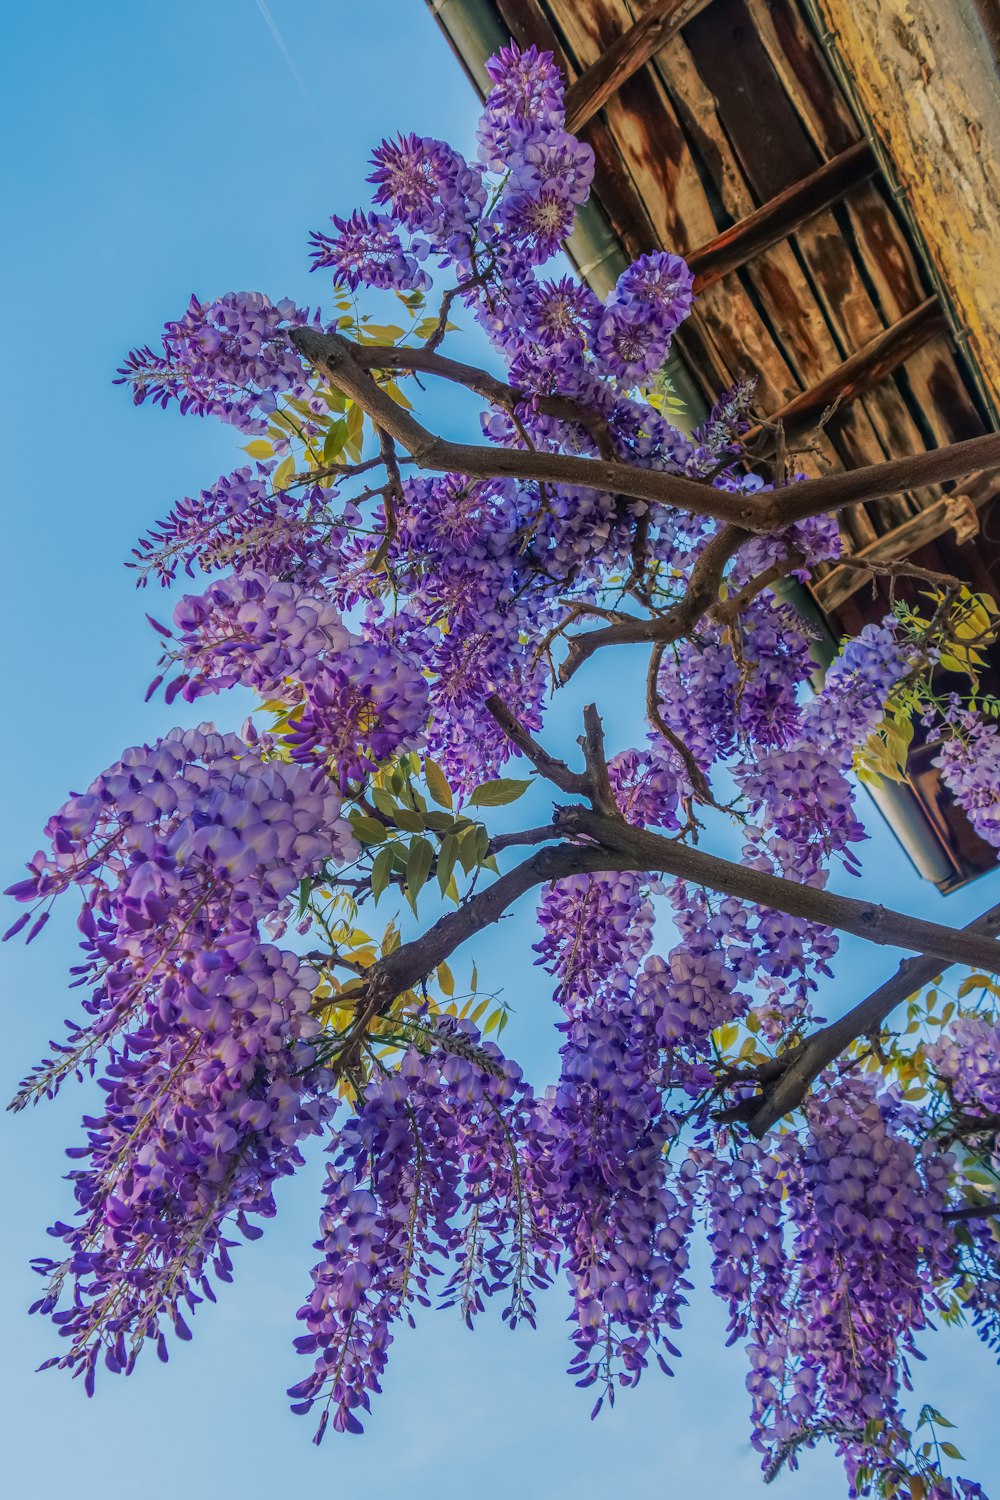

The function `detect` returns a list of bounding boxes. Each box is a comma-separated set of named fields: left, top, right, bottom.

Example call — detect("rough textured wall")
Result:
left=813, top=0, right=1000, bottom=414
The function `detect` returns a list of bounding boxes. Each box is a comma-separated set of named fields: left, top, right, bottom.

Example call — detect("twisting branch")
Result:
left=325, top=811, right=1000, bottom=1078
left=580, top=703, right=618, bottom=817
left=741, top=900, right=1000, bottom=1137
left=484, top=695, right=591, bottom=798
left=559, top=522, right=750, bottom=681
left=352, top=340, right=617, bottom=456
left=646, top=641, right=714, bottom=805
left=487, top=824, right=561, bottom=854
left=370, top=428, right=403, bottom=573
left=292, top=327, right=1000, bottom=532
left=424, top=285, right=461, bottom=352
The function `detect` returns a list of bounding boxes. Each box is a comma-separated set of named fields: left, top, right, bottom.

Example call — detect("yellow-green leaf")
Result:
left=351, top=815, right=388, bottom=845
left=469, top=777, right=532, bottom=808
left=436, top=961, right=455, bottom=998
left=406, top=837, right=434, bottom=901
left=424, top=757, right=453, bottom=810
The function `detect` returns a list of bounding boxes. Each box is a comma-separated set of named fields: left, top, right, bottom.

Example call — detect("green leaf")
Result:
left=436, top=961, right=455, bottom=997
left=243, top=439, right=274, bottom=459
left=322, top=419, right=349, bottom=462
left=436, top=834, right=459, bottom=895
left=469, top=777, right=533, bottom=808
left=351, top=815, right=388, bottom=845
left=392, top=807, right=425, bottom=833
left=424, top=757, right=453, bottom=810
left=940, top=1443, right=964, bottom=1461
left=371, top=845, right=395, bottom=903
left=455, top=823, right=481, bottom=875
left=406, top=837, right=434, bottom=901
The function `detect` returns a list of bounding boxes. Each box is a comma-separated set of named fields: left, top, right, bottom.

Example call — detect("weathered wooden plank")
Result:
left=546, top=0, right=809, bottom=415
left=744, top=0, right=858, bottom=155
left=745, top=0, right=986, bottom=451
left=655, top=18, right=908, bottom=533
left=563, top=0, right=713, bottom=133
left=744, top=298, right=946, bottom=443
left=683, top=0, right=821, bottom=195
left=814, top=481, right=996, bottom=611
left=688, top=140, right=875, bottom=289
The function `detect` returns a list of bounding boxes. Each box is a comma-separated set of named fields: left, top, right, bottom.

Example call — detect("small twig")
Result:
left=484, top=695, right=591, bottom=797
left=487, top=824, right=561, bottom=854
left=425, top=286, right=461, bottom=353
left=943, top=1199, right=1000, bottom=1222
left=835, top=555, right=965, bottom=590
left=646, top=641, right=714, bottom=805
left=369, top=428, right=404, bottom=574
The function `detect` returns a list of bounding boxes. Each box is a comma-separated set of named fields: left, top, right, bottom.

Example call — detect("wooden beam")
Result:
left=687, top=140, right=876, bottom=290
left=814, top=470, right=1000, bottom=613
left=744, top=296, right=947, bottom=447
left=564, top=0, right=714, bottom=133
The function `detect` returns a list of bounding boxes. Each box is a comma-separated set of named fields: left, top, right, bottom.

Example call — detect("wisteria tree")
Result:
left=9, top=42, right=1000, bottom=1499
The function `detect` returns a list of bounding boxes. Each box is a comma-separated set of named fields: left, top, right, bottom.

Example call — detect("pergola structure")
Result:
left=428, top=0, right=1000, bottom=891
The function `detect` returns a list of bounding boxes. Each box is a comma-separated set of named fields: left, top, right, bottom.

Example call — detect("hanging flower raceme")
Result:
left=524, top=997, right=694, bottom=1409
left=6, top=726, right=356, bottom=1388
left=936, top=707, right=1000, bottom=849
left=745, top=1080, right=954, bottom=1486
left=156, top=571, right=430, bottom=784
left=115, top=292, right=315, bottom=434
left=289, top=1023, right=550, bottom=1440
left=132, top=465, right=355, bottom=587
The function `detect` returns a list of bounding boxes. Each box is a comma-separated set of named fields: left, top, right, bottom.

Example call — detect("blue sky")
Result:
left=1, top=4, right=998, bottom=1496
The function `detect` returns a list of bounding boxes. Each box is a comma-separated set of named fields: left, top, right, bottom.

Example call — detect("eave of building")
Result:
left=427, top=0, right=1000, bottom=891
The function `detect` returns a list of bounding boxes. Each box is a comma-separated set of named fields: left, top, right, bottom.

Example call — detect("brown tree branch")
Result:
left=293, top=326, right=1000, bottom=536
left=559, top=523, right=749, bottom=680
left=556, top=807, right=1000, bottom=973
left=741, top=900, right=1000, bottom=1137
left=484, top=695, right=591, bottom=797
left=351, top=340, right=615, bottom=453
left=646, top=642, right=714, bottom=805
left=580, top=703, right=618, bottom=816
left=328, top=815, right=1000, bottom=1088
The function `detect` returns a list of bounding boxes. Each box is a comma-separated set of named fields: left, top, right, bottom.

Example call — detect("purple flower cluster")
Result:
left=116, top=292, right=314, bottom=434
left=132, top=466, right=354, bottom=587
left=928, top=1015, right=1000, bottom=1118
left=805, top=617, right=916, bottom=765
left=161, top=570, right=429, bottom=784
left=936, top=708, right=1000, bottom=849
left=593, top=252, right=693, bottom=384
left=525, top=1001, right=694, bottom=1407
left=289, top=1025, right=549, bottom=1439
left=7, top=726, right=356, bottom=1387
left=747, top=1080, right=953, bottom=1484
left=533, top=871, right=654, bottom=1011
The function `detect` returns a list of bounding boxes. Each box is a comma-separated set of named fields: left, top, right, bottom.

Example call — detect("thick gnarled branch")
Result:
left=291, top=327, right=1000, bottom=534
left=741, top=901, right=1000, bottom=1136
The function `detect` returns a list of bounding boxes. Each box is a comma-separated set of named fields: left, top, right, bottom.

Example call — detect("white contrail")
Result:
left=254, top=0, right=324, bottom=125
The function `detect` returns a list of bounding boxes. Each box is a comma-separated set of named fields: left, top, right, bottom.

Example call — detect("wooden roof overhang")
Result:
left=428, top=0, right=1000, bottom=890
